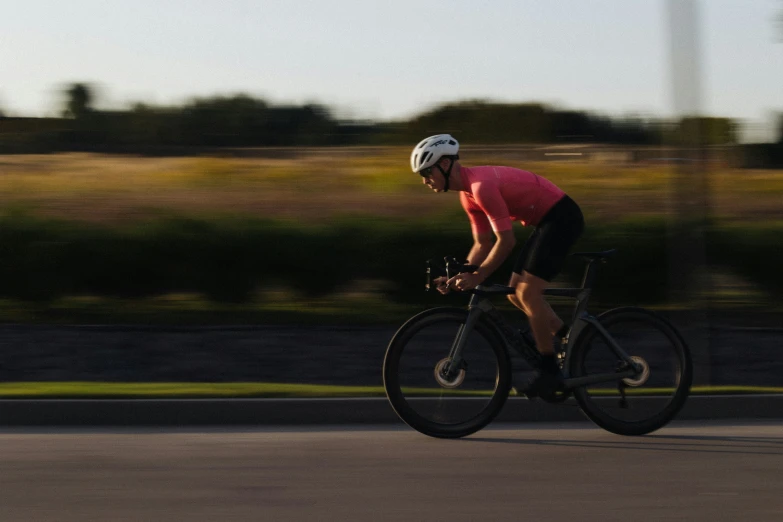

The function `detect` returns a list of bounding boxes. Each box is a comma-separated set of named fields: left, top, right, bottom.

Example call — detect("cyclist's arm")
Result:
left=462, top=192, right=496, bottom=267
left=466, top=183, right=516, bottom=280
left=474, top=228, right=515, bottom=280
left=466, top=231, right=494, bottom=267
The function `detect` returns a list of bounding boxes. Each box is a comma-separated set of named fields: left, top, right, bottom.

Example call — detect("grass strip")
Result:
left=0, top=383, right=782, bottom=399
left=0, top=382, right=385, bottom=399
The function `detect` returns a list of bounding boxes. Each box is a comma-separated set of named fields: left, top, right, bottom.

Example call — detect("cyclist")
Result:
left=411, top=134, right=584, bottom=397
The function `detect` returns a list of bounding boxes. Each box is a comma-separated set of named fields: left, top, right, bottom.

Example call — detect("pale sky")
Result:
left=1, top=1, right=781, bottom=139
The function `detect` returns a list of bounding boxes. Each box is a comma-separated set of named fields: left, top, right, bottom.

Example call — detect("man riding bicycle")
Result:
left=410, top=134, right=584, bottom=397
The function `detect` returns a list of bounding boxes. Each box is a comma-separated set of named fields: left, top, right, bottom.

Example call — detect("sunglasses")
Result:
left=418, top=167, right=434, bottom=178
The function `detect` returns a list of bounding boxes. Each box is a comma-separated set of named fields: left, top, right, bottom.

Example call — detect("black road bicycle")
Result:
left=383, top=250, right=693, bottom=438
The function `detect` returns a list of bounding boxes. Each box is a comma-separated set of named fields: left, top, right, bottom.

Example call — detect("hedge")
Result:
left=0, top=212, right=779, bottom=307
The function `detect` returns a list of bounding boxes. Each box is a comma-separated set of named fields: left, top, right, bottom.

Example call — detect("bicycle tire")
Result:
left=569, top=307, right=692, bottom=436
left=383, top=307, right=512, bottom=439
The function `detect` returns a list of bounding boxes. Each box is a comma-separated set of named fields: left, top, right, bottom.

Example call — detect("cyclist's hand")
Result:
left=447, top=272, right=484, bottom=292
left=433, top=276, right=450, bottom=294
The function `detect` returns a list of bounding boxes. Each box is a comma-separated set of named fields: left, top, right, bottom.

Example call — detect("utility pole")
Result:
left=666, top=0, right=711, bottom=385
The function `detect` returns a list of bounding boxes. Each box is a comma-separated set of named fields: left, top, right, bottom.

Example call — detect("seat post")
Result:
left=580, top=259, right=602, bottom=290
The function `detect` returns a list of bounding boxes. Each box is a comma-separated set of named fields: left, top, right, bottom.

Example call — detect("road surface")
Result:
left=0, top=421, right=781, bottom=521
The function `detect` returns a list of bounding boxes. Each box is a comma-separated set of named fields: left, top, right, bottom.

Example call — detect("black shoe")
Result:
left=523, top=368, right=565, bottom=399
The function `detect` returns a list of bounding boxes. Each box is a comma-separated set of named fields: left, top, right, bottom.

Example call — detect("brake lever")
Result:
left=444, top=256, right=478, bottom=278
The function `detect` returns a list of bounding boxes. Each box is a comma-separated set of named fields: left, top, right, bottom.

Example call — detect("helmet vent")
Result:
left=449, top=140, right=456, bottom=145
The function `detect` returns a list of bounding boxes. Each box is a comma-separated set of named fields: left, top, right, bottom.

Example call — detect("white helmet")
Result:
left=410, top=134, right=459, bottom=173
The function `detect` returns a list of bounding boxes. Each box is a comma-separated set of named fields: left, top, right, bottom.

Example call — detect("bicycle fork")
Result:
left=441, top=295, right=539, bottom=380
left=442, top=301, right=486, bottom=380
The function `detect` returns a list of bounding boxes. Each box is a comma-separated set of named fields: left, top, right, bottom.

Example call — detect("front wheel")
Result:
left=569, top=307, right=692, bottom=436
left=383, top=308, right=512, bottom=439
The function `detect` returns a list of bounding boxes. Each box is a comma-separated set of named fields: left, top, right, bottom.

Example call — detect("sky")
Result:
left=1, top=0, right=781, bottom=140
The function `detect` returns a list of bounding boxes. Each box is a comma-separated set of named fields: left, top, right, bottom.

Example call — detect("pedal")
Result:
left=540, top=388, right=571, bottom=404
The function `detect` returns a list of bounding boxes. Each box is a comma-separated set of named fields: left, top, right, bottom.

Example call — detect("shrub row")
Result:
left=0, top=213, right=779, bottom=307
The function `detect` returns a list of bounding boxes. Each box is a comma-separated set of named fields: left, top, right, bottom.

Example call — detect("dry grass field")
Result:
left=1, top=147, right=780, bottom=225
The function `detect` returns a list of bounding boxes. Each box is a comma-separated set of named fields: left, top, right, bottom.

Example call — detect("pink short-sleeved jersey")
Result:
left=459, top=166, right=565, bottom=235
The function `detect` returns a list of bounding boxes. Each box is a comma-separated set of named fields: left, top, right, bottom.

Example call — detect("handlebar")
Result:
left=425, top=256, right=478, bottom=292
left=426, top=256, right=519, bottom=296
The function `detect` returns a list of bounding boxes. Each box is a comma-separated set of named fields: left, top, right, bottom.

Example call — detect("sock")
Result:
left=539, top=354, right=558, bottom=373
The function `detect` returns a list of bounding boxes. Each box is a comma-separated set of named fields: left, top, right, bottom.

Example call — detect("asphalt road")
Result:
left=0, top=421, right=781, bottom=522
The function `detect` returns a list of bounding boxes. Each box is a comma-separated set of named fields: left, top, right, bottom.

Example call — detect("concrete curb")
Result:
left=0, top=395, right=781, bottom=427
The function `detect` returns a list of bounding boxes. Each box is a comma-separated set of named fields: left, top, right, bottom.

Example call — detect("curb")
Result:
left=1, top=395, right=781, bottom=427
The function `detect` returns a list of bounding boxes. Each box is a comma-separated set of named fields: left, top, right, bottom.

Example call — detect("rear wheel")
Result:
left=569, top=307, right=692, bottom=435
left=383, top=308, right=512, bottom=439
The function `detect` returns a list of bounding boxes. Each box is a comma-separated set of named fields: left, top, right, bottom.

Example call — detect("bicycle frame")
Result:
left=442, top=255, right=639, bottom=389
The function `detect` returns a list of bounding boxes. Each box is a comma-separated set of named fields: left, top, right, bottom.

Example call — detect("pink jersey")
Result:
left=459, top=166, right=565, bottom=234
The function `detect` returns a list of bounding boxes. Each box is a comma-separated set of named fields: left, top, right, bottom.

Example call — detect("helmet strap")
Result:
left=435, top=158, right=455, bottom=193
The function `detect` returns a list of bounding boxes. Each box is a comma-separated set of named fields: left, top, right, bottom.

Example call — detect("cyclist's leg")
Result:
left=510, top=271, right=562, bottom=355
left=507, top=231, right=560, bottom=345
left=510, top=196, right=584, bottom=376
left=506, top=229, right=535, bottom=313
left=511, top=258, right=569, bottom=395
left=509, top=237, right=570, bottom=396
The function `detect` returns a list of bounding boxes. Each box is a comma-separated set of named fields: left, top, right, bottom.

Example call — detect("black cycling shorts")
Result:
left=513, top=195, right=584, bottom=282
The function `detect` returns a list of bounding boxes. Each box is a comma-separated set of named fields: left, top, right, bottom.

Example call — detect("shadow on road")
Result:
left=459, top=433, right=783, bottom=456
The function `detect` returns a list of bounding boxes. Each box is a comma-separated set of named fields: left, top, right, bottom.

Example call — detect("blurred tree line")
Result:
left=0, top=82, right=780, bottom=166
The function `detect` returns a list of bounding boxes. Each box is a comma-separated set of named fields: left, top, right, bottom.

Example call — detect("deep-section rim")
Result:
left=383, top=307, right=512, bottom=439
left=569, top=307, right=693, bottom=436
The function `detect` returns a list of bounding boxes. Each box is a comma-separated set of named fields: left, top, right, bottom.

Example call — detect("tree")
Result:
left=678, top=117, right=738, bottom=145
left=63, top=83, right=94, bottom=119
left=777, top=112, right=783, bottom=144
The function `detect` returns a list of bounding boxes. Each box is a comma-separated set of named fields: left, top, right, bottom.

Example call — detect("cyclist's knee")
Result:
left=507, top=293, right=522, bottom=309
left=517, top=282, right=544, bottom=309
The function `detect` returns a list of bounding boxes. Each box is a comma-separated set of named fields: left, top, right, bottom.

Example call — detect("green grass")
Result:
left=0, top=382, right=386, bottom=399
left=0, top=382, right=781, bottom=399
